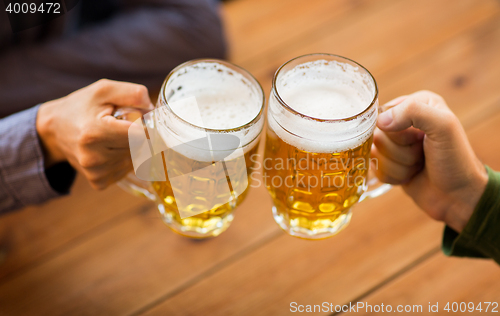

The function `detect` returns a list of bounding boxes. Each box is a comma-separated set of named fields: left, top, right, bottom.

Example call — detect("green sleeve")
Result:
left=442, top=165, right=500, bottom=264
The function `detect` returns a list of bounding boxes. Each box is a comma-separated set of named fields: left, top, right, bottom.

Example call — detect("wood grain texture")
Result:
left=0, top=178, right=279, bottom=315
left=223, top=0, right=389, bottom=65
left=1, top=0, right=499, bottom=315
left=230, top=0, right=499, bottom=98
left=0, top=175, right=149, bottom=280
left=379, top=16, right=500, bottom=129
left=143, top=189, right=443, bottom=316
left=352, top=253, right=500, bottom=316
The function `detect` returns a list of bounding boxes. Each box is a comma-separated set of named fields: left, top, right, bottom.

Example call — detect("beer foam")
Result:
left=167, top=62, right=262, bottom=130
left=155, top=61, right=264, bottom=162
left=269, top=60, right=377, bottom=153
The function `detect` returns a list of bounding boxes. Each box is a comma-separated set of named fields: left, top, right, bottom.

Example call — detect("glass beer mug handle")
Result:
left=112, top=107, right=157, bottom=202
left=358, top=103, right=394, bottom=203
left=359, top=176, right=392, bottom=202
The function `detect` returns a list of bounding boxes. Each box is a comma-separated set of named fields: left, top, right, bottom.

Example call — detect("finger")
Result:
left=371, top=146, right=423, bottom=184
left=112, top=107, right=149, bottom=122
left=382, top=127, right=425, bottom=146
left=96, top=114, right=149, bottom=151
left=380, top=95, right=408, bottom=112
left=373, top=130, right=424, bottom=167
left=98, top=116, right=133, bottom=148
left=92, top=79, right=153, bottom=110
left=83, top=159, right=133, bottom=190
left=377, top=91, right=458, bottom=142
left=82, top=150, right=133, bottom=171
left=107, top=167, right=133, bottom=187
left=90, top=167, right=132, bottom=190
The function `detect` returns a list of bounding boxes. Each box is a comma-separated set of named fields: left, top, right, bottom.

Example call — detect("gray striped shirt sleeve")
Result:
left=0, top=105, right=62, bottom=214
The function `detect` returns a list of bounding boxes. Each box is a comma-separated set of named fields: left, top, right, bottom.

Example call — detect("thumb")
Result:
left=377, top=91, right=458, bottom=140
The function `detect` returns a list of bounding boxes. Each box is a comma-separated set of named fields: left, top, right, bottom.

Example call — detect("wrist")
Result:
left=444, top=162, right=488, bottom=233
left=36, top=100, right=66, bottom=167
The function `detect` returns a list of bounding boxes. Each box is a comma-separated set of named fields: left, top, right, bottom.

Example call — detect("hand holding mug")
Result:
left=373, top=90, right=488, bottom=232
left=36, top=79, right=153, bottom=190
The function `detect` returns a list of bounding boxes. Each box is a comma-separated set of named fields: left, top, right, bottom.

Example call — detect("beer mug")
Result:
left=264, top=53, right=391, bottom=240
left=117, top=59, right=265, bottom=238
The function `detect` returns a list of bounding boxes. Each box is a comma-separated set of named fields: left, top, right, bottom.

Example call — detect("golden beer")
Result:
left=264, top=54, right=381, bottom=239
left=264, top=126, right=372, bottom=238
left=153, top=141, right=259, bottom=237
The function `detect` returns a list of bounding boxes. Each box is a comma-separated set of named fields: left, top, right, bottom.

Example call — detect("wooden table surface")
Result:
left=1, top=0, right=500, bottom=315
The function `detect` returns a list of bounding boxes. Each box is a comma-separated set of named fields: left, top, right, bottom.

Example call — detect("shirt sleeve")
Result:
left=0, top=105, right=75, bottom=214
left=442, top=165, right=500, bottom=264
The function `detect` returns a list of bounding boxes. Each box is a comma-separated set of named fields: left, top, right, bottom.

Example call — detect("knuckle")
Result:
left=429, top=91, right=444, bottom=102
left=78, top=127, right=101, bottom=146
left=403, top=97, right=420, bottom=115
left=90, top=181, right=107, bottom=191
left=131, top=85, right=148, bottom=104
left=415, top=90, right=434, bottom=97
left=78, top=134, right=96, bottom=147
left=92, top=79, right=113, bottom=97
left=95, top=78, right=112, bottom=89
left=135, top=85, right=148, bottom=97
left=87, top=174, right=108, bottom=190
left=79, top=154, right=102, bottom=168
left=415, top=90, right=446, bottom=105
left=440, top=110, right=459, bottom=129
left=415, top=90, right=434, bottom=98
left=434, top=93, right=445, bottom=104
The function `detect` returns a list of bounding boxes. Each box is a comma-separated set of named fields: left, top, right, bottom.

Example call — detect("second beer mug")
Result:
left=264, top=53, right=391, bottom=240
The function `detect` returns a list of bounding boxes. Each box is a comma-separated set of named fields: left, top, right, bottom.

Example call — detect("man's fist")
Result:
left=373, top=90, right=488, bottom=233
left=36, top=79, right=153, bottom=190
